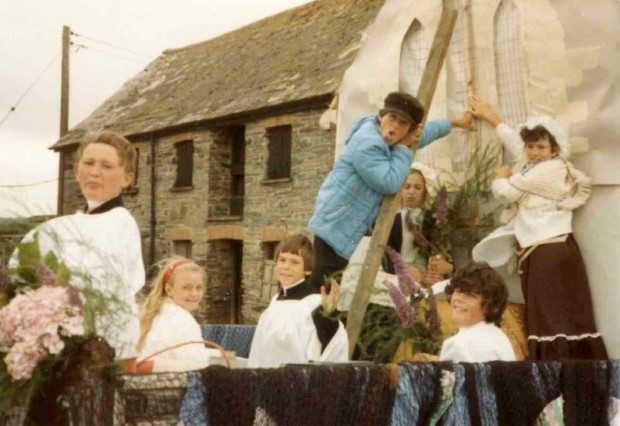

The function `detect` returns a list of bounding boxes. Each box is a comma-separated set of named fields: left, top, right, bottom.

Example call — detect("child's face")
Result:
left=524, top=136, right=558, bottom=164
left=166, top=270, right=204, bottom=312
left=74, top=143, right=133, bottom=202
left=275, top=251, right=308, bottom=288
left=402, top=172, right=426, bottom=209
left=379, top=112, right=413, bottom=145
left=449, top=290, right=486, bottom=328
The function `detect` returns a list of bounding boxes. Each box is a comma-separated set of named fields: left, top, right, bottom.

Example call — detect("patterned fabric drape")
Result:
left=202, top=364, right=398, bottom=426
left=392, top=360, right=620, bottom=425
left=200, top=324, right=256, bottom=358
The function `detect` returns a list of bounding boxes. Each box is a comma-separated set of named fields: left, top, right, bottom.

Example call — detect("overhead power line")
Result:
left=0, top=30, right=155, bottom=130
left=72, top=31, right=155, bottom=59
left=72, top=42, right=151, bottom=65
left=0, top=178, right=58, bottom=188
left=0, top=51, right=61, bottom=129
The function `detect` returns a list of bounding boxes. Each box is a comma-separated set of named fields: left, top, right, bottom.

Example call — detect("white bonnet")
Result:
left=519, top=116, right=570, bottom=158
left=410, top=162, right=438, bottom=208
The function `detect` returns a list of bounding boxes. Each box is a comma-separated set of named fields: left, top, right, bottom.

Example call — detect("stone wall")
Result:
left=239, top=109, right=335, bottom=322
left=207, top=129, right=235, bottom=218
left=60, top=149, right=82, bottom=214
left=147, top=131, right=211, bottom=263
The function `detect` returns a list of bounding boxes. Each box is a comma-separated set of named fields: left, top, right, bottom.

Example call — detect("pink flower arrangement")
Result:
left=0, top=285, right=85, bottom=380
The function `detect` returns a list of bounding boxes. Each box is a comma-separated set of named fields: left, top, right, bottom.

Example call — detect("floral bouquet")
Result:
left=383, top=245, right=442, bottom=356
left=0, top=234, right=115, bottom=421
left=0, top=284, right=85, bottom=381
left=413, top=144, right=501, bottom=263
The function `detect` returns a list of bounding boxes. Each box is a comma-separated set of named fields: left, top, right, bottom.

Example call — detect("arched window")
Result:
left=494, top=0, right=528, bottom=127
left=400, top=19, right=437, bottom=165
left=399, top=19, right=427, bottom=96
left=445, top=9, right=472, bottom=172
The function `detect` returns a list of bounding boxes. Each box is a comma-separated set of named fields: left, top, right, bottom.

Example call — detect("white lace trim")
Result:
left=527, top=332, right=601, bottom=342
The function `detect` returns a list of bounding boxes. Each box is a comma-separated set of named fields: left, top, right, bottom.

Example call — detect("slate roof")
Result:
left=53, top=0, right=385, bottom=149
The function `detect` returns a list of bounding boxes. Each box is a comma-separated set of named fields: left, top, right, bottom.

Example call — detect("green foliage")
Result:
left=405, top=290, right=442, bottom=354
left=355, top=304, right=403, bottom=363
left=11, top=235, right=42, bottom=288
left=0, top=218, right=37, bottom=235
left=43, top=250, right=59, bottom=272
left=78, top=285, right=124, bottom=336
left=418, top=144, right=502, bottom=260
left=355, top=291, right=442, bottom=362
left=54, top=260, right=71, bottom=287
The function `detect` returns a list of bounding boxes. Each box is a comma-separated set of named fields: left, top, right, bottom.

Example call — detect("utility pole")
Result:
left=60, top=26, right=70, bottom=137
left=57, top=25, right=70, bottom=215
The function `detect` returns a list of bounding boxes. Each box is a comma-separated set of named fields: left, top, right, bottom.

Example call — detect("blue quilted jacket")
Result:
left=308, top=116, right=450, bottom=259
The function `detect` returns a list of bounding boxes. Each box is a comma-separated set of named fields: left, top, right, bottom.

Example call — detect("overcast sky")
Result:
left=0, top=0, right=313, bottom=217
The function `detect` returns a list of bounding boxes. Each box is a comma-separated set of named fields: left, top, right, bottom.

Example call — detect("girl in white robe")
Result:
left=136, top=258, right=221, bottom=372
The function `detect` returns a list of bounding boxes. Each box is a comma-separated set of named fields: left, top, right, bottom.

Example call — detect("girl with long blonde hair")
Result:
left=136, top=257, right=220, bottom=372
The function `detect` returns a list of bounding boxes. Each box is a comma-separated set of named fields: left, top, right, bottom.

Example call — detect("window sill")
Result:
left=261, top=177, right=292, bottom=185
left=170, top=186, right=193, bottom=193
left=207, top=215, right=243, bottom=224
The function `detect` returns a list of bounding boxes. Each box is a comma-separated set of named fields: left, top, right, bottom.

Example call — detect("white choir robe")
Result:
left=248, top=294, right=349, bottom=368
left=10, top=206, right=145, bottom=359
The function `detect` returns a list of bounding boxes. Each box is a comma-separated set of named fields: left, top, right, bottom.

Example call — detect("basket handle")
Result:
left=140, top=339, right=232, bottom=368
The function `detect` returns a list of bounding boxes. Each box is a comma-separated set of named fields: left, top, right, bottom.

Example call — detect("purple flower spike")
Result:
left=35, top=262, right=56, bottom=286
left=384, top=245, right=420, bottom=296
left=413, top=229, right=431, bottom=249
left=435, top=187, right=449, bottom=227
left=427, top=296, right=441, bottom=338
left=386, top=282, right=418, bottom=327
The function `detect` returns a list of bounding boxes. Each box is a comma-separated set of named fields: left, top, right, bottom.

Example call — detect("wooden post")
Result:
left=462, top=0, right=482, bottom=245
left=57, top=25, right=70, bottom=216
left=462, top=0, right=475, bottom=96
left=60, top=25, right=70, bottom=137
left=346, top=8, right=458, bottom=357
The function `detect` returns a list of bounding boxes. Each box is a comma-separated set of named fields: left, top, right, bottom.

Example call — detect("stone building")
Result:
left=51, top=0, right=385, bottom=324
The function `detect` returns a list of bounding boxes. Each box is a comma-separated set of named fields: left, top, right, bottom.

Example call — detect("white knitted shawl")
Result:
left=499, top=158, right=591, bottom=223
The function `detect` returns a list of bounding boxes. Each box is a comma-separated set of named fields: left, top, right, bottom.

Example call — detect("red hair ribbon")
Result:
left=163, top=259, right=191, bottom=286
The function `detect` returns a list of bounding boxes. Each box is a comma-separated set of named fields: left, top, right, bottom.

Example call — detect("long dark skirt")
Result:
left=519, top=234, right=607, bottom=360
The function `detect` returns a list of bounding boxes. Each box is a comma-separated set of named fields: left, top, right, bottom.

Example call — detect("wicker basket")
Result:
left=119, top=339, right=232, bottom=374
